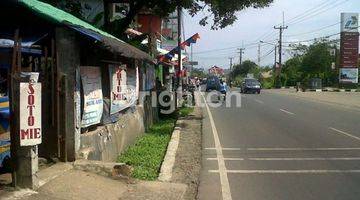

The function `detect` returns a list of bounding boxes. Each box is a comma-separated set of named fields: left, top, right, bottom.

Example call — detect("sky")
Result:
left=183, top=0, right=360, bottom=70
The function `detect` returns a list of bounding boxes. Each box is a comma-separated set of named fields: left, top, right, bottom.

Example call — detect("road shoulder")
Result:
left=170, top=102, right=202, bottom=200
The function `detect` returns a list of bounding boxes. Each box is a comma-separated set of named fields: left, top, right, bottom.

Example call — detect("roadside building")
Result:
left=0, top=0, right=156, bottom=188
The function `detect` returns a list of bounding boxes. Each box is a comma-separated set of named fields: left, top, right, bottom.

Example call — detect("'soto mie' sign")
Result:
left=19, top=82, right=42, bottom=146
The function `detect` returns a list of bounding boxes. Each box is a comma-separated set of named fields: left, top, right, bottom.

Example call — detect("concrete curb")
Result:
left=159, top=93, right=202, bottom=183
left=304, top=88, right=360, bottom=92
left=73, top=159, right=131, bottom=179
left=158, top=125, right=181, bottom=182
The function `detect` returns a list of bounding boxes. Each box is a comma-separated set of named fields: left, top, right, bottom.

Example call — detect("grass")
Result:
left=117, top=116, right=176, bottom=180
left=179, top=106, right=194, bottom=117
left=117, top=106, right=194, bottom=180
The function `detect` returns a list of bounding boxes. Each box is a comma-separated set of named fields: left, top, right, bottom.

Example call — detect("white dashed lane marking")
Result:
left=329, top=127, right=360, bottom=142
left=254, top=99, right=264, bottom=104
left=279, top=108, right=295, bottom=115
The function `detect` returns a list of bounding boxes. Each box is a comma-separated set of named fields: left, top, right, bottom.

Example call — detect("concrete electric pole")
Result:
left=274, top=26, right=287, bottom=70
left=229, top=57, right=234, bottom=70
left=257, top=44, right=261, bottom=67
left=274, top=13, right=288, bottom=88
left=237, top=48, right=245, bottom=65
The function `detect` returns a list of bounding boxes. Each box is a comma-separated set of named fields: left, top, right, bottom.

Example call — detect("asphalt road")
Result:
left=198, top=89, right=360, bottom=200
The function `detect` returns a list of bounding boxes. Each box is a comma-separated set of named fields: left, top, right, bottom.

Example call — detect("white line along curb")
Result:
left=158, top=126, right=181, bottom=182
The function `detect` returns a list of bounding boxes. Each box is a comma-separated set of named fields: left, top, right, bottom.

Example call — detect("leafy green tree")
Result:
left=301, top=42, right=335, bottom=86
left=42, top=0, right=84, bottom=19
left=282, top=56, right=303, bottom=86
left=190, top=68, right=206, bottom=78
left=42, top=0, right=273, bottom=34
left=231, top=60, right=258, bottom=78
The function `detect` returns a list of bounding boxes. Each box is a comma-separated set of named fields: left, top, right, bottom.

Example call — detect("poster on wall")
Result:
left=145, top=64, right=155, bottom=91
left=109, top=65, right=139, bottom=114
left=19, top=82, right=42, bottom=146
left=80, top=66, right=103, bottom=127
left=339, top=68, right=358, bottom=84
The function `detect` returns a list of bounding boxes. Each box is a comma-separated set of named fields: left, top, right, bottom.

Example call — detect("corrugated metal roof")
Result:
left=17, top=0, right=152, bottom=61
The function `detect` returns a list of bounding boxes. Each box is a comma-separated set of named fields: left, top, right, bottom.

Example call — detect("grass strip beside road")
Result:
left=117, top=107, right=193, bottom=180
left=179, top=107, right=194, bottom=117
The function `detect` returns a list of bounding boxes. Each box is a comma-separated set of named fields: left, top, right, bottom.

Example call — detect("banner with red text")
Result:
left=109, top=65, right=138, bottom=114
left=20, top=82, right=42, bottom=146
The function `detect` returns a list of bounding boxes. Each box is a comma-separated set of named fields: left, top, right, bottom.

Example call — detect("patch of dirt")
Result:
left=171, top=107, right=202, bottom=200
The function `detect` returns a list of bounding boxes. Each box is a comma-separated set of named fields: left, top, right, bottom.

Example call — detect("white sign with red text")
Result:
left=109, top=65, right=138, bottom=114
left=19, top=82, right=42, bottom=146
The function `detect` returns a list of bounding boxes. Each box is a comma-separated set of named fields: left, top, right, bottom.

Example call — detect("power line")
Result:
left=254, top=0, right=340, bottom=43
left=260, top=48, right=275, bottom=60
left=284, top=22, right=341, bottom=37
left=283, top=32, right=340, bottom=44
left=287, top=0, right=350, bottom=26
left=284, top=0, right=341, bottom=25
left=192, top=42, right=258, bottom=54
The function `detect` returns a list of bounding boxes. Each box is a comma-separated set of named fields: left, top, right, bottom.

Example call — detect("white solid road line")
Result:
left=208, top=170, right=360, bottom=174
left=207, top=158, right=245, bottom=161
left=205, top=147, right=241, bottom=151
left=201, top=92, right=232, bottom=200
left=279, top=108, right=295, bottom=115
left=247, top=147, right=360, bottom=151
left=329, top=127, right=360, bottom=142
left=248, top=157, right=360, bottom=161
left=254, top=99, right=264, bottom=104
left=207, top=157, right=360, bottom=161
left=206, top=147, right=360, bottom=151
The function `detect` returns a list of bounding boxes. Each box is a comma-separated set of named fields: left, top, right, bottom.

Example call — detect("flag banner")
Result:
left=159, top=33, right=200, bottom=62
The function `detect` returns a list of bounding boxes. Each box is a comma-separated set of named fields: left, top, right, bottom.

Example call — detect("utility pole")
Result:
left=257, top=44, right=261, bottom=67
left=174, top=2, right=181, bottom=108
left=274, top=26, right=287, bottom=70
left=274, top=45, right=277, bottom=71
left=229, top=57, right=234, bottom=70
left=177, top=3, right=182, bottom=80
left=237, top=48, right=245, bottom=65
left=274, top=13, right=288, bottom=88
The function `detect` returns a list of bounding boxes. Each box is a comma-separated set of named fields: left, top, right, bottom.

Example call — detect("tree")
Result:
left=282, top=56, right=303, bottom=86
left=190, top=68, right=206, bottom=78
left=301, top=41, right=334, bottom=86
left=231, top=60, right=258, bottom=78
left=42, top=0, right=84, bottom=19
left=42, top=0, right=273, bottom=34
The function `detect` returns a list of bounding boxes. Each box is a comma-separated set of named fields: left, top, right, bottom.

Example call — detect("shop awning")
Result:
left=16, top=0, right=153, bottom=61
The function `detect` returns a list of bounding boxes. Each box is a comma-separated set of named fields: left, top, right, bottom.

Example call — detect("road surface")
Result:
left=198, top=89, right=360, bottom=200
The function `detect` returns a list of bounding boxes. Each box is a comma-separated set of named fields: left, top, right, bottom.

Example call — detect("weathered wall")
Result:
left=55, top=27, right=79, bottom=162
left=78, top=105, right=145, bottom=162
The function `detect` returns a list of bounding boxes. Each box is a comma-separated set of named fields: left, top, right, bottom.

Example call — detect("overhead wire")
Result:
left=287, top=0, right=350, bottom=26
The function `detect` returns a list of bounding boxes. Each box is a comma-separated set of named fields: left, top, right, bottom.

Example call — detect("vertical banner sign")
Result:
left=109, top=65, right=139, bottom=114
left=80, top=66, right=103, bottom=127
left=19, top=82, right=42, bottom=146
left=340, top=13, right=359, bottom=83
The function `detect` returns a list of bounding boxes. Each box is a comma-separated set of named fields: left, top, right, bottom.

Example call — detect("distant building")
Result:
left=208, top=66, right=224, bottom=76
